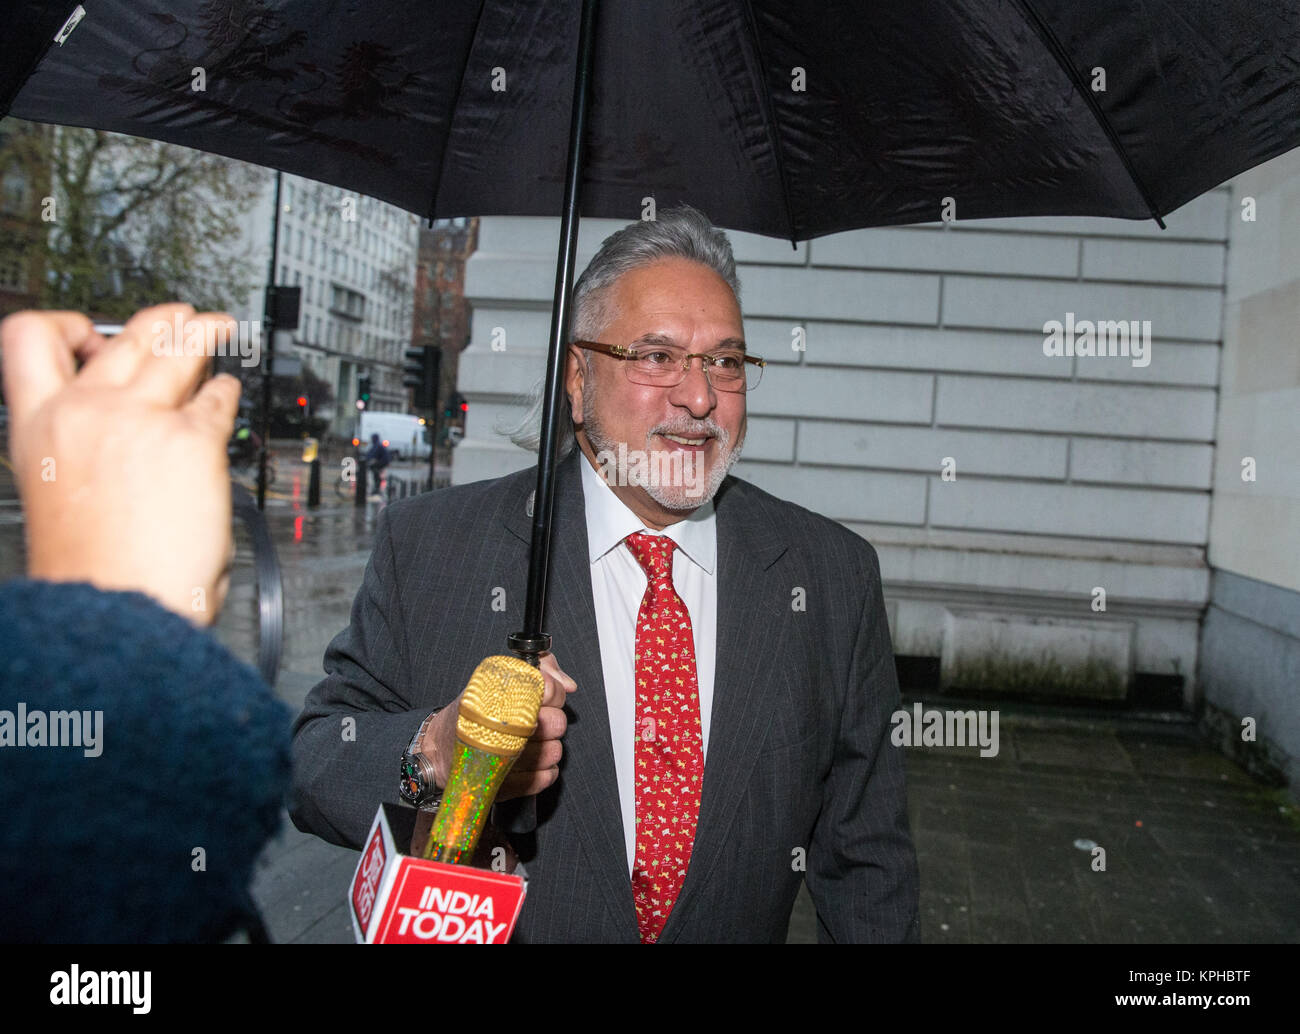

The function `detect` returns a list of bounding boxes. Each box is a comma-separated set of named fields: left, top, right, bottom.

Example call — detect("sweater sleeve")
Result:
left=0, top=578, right=292, bottom=943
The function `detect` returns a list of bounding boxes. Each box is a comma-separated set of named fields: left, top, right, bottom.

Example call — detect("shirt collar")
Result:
left=578, top=449, right=716, bottom=575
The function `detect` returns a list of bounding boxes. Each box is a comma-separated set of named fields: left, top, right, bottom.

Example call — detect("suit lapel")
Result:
left=658, top=478, right=788, bottom=942
left=503, top=450, right=640, bottom=939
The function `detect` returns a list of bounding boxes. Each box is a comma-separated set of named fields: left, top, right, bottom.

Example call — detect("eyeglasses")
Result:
left=573, top=340, right=765, bottom=392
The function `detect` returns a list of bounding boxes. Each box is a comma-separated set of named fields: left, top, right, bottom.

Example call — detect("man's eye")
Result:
left=712, top=353, right=743, bottom=370
left=640, top=350, right=675, bottom=365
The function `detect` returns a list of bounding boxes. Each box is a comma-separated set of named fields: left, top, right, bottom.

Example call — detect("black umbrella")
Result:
left=5, top=0, right=1299, bottom=660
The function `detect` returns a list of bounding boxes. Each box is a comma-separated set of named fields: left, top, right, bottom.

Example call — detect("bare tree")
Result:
left=0, top=119, right=266, bottom=319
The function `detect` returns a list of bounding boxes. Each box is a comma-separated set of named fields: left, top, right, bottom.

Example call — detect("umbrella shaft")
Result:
left=514, top=0, right=601, bottom=659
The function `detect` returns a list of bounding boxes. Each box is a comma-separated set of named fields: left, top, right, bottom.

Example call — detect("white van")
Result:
left=355, top=411, right=431, bottom=460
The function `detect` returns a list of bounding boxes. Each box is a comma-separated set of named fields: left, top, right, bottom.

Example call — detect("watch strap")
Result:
left=407, top=706, right=444, bottom=756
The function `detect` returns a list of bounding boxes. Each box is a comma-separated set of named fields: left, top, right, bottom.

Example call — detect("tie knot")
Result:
left=624, top=531, right=676, bottom=583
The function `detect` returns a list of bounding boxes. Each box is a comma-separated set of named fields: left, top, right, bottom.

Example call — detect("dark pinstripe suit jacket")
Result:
left=289, top=449, right=920, bottom=943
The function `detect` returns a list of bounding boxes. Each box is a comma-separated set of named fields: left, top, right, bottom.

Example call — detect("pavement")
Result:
left=3, top=452, right=1298, bottom=943
left=904, top=710, right=1300, bottom=943
left=248, top=701, right=1300, bottom=944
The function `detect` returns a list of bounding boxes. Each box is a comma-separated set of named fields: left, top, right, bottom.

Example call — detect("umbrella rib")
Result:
left=425, top=0, right=491, bottom=223
left=738, top=0, right=799, bottom=246
left=1012, top=0, right=1166, bottom=229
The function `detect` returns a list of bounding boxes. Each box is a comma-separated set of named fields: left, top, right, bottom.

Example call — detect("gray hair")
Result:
left=508, top=206, right=741, bottom=454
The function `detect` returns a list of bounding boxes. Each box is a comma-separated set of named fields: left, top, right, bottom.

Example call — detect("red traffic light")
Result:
left=296, top=395, right=308, bottom=407
left=459, top=401, right=468, bottom=412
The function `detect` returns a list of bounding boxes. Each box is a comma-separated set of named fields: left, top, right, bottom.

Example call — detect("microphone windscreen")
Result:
left=455, top=655, right=546, bottom=755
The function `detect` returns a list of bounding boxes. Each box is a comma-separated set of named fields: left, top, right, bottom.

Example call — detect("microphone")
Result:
left=422, top=655, right=545, bottom=865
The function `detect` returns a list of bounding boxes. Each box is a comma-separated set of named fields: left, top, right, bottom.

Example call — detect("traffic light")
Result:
left=265, top=284, right=302, bottom=331
left=403, top=347, right=440, bottom=411
left=357, top=374, right=371, bottom=409
left=296, top=395, right=308, bottom=408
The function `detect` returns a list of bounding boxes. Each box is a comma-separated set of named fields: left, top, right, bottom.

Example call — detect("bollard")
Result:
left=355, top=452, right=366, bottom=508
left=308, top=456, right=321, bottom=508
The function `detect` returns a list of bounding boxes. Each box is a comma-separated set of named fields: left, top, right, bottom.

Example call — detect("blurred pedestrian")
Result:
left=364, top=432, right=389, bottom=497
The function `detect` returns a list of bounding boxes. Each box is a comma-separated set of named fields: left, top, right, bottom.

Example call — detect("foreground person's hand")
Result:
left=2, top=304, right=243, bottom=625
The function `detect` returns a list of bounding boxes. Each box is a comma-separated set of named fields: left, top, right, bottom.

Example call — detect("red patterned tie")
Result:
left=624, top=531, right=704, bottom=944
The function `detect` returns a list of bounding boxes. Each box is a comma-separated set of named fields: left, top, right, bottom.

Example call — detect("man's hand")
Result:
left=1, top=304, right=242, bottom=626
left=421, top=651, right=577, bottom=800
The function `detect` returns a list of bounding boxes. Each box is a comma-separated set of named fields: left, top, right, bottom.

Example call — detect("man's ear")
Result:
left=564, top=344, right=586, bottom=418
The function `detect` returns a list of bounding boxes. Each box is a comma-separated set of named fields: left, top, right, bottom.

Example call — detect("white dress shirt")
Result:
left=578, top=454, right=717, bottom=877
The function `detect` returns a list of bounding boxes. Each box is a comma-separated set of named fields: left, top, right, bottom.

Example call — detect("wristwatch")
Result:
left=399, top=707, right=445, bottom=808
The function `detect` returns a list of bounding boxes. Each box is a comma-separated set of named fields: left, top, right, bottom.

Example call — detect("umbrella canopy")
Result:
left=6, top=0, right=1300, bottom=239
left=6, top=0, right=1300, bottom=658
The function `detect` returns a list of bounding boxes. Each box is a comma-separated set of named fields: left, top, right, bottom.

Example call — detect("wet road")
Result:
left=215, top=453, right=450, bottom=703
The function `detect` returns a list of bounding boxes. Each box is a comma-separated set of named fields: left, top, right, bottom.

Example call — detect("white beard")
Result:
left=580, top=376, right=744, bottom=510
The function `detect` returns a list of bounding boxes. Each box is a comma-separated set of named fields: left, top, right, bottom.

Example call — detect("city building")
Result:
left=0, top=119, right=50, bottom=316
left=411, top=218, right=477, bottom=441
left=235, top=173, right=421, bottom=439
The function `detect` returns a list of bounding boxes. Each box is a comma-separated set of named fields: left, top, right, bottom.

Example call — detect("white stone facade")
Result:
left=457, top=195, right=1236, bottom=703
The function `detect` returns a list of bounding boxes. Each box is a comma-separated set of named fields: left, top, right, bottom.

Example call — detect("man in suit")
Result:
left=289, top=207, right=920, bottom=943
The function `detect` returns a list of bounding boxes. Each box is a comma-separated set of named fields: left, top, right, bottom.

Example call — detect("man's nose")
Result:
left=668, top=356, right=716, bottom=417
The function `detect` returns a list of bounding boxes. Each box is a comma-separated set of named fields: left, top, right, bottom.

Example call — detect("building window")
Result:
left=0, top=249, right=25, bottom=290
left=1, top=168, right=27, bottom=214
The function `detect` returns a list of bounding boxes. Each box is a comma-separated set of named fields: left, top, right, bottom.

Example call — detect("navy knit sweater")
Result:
left=0, top=579, right=291, bottom=942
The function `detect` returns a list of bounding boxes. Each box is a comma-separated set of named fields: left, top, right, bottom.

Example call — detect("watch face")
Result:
left=400, top=755, right=424, bottom=802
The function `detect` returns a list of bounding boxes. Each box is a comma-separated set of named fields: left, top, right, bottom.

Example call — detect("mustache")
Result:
left=649, top=418, right=728, bottom=445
